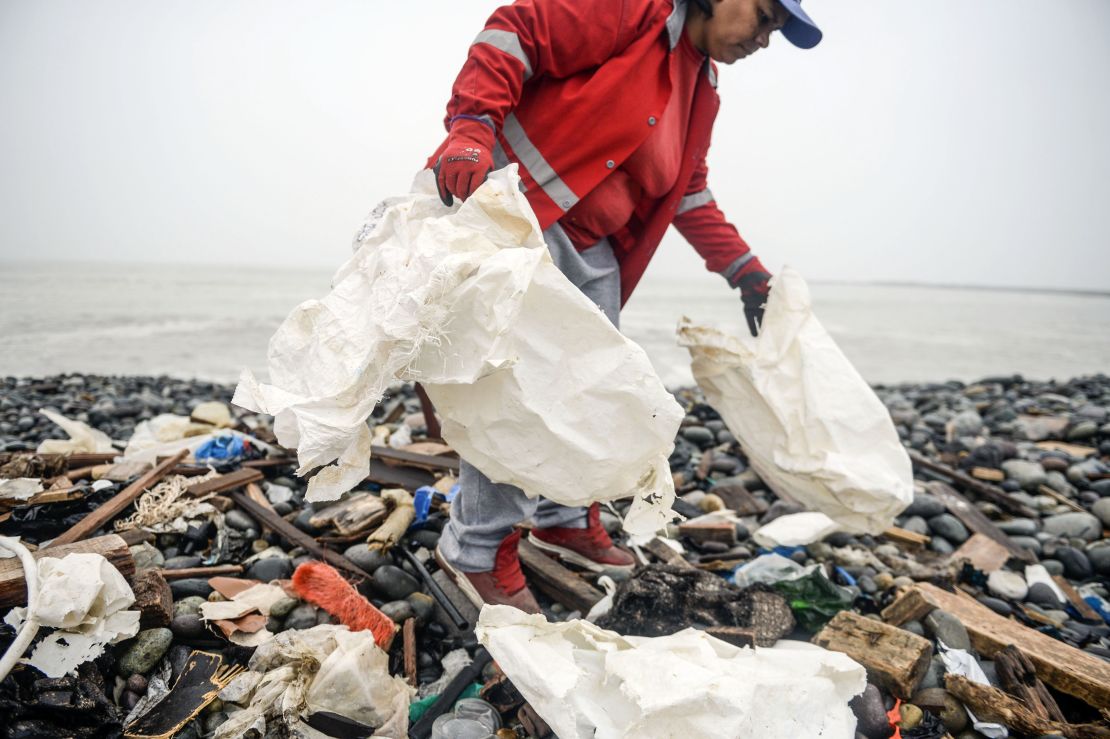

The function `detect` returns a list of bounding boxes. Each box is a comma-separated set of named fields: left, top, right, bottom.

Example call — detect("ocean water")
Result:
left=1, top=262, right=1108, bottom=388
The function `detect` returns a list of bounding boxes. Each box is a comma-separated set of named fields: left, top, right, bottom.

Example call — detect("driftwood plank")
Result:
left=371, top=445, right=459, bottom=473
left=158, top=565, right=244, bottom=581
left=924, top=481, right=1035, bottom=564
left=366, top=459, right=435, bottom=490
left=909, top=450, right=1036, bottom=518
left=812, top=610, right=931, bottom=699
left=48, top=450, right=188, bottom=547
left=884, top=583, right=1110, bottom=708
left=949, top=532, right=1013, bottom=573
left=186, top=468, right=264, bottom=497
left=709, top=481, right=767, bottom=516
left=642, top=537, right=694, bottom=568
left=1, top=534, right=134, bottom=608
left=946, top=675, right=1110, bottom=739
left=518, top=538, right=603, bottom=614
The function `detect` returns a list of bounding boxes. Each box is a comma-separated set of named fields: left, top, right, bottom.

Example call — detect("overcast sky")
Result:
left=1, top=0, right=1108, bottom=291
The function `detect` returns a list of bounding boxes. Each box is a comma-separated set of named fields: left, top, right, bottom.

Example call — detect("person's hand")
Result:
left=733, top=257, right=771, bottom=337
left=434, top=117, right=494, bottom=207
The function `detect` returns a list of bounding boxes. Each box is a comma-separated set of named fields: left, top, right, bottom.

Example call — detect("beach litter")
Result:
left=0, top=364, right=1109, bottom=737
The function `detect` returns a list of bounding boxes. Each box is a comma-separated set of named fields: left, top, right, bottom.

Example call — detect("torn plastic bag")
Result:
left=234, top=166, right=682, bottom=533
left=677, top=269, right=913, bottom=535
left=753, top=511, right=840, bottom=547
left=3, top=552, right=140, bottom=677
left=937, top=641, right=1008, bottom=738
left=476, top=604, right=866, bottom=739
left=36, top=409, right=115, bottom=455
left=215, top=624, right=412, bottom=739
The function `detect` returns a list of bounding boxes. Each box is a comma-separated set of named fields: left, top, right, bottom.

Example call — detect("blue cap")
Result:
left=779, top=0, right=822, bottom=49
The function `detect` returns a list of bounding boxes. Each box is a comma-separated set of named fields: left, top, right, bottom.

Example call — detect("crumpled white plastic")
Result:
left=215, top=625, right=413, bottom=739
left=234, top=167, right=682, bottom=533
left=753, top=511, right=841, bottom=547
left=36, top=409, right=115, bottom=455
left=677, top=269, right=913, bottom=535
left=0, top=478, right=43, bottom=502
left=938, top=641, right=1009, bottom=738
left=4, top=553, right=140, bottom=677
left=122, top=413, right=263, bottom=464
left=476, top=605, right=866, bottom=739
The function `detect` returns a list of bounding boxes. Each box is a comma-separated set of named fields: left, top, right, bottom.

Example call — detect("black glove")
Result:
left=734, top=259, right=771, bottom=337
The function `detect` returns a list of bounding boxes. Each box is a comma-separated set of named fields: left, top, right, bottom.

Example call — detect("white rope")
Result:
left=0, top=536, right=40, bottom=682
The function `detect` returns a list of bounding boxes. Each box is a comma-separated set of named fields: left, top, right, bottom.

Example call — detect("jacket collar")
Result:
left=665, top=0, right=688, bottom=50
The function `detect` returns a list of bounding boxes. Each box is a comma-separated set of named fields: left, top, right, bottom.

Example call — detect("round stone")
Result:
left=927, top=514, right=970, bottom=544
left=407, top=592, right=437, bottom=625
left=269, top=596, right=299, bottom=619
left=343, top=543, right=391, bottom=574
left=224, top=509, right=254, bottom=531
left=283, top=604, right=318, bottom=631
left=849, top=683, right=889, bottom=739
left=987, top=570, right=1028, bottom=600
left=1026, top=582, right=1063, bottom=609
left=372, top=565, right=420, bottom=601
left=170, top=613, right=206, bottom=639
left=997, top=518, right=1038, bottom=536
left=1092, top=499, right=1110, bottom=528
left=173, top=596, right=207, bottom=618
left=170, top=578, right=213, bottom=599
left=925, top=609, right=971, bottom=651
left=1001, top=459, right=1048, bottom=490
left=904, top=494, right=946, bottom=518
left=682, top=426, right=715, bottom=447
left=1088, top=545, right=1110, bottom=576
left=381, top=600, right=415, bottom=624
left=1054, top=547, right=1093, bottom=580
left=977, top=596, right=1013, bottom=616
left=246, top=556, right=293, bottom=582
left=1042, top=512, right=1101, bottom=541
left=119, top=628, right=174, bottom=676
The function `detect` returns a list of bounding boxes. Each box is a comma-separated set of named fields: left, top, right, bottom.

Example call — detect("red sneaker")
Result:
left=434, top=530, right=541, bottom=614
left=529, top=503, right=636, bottom=572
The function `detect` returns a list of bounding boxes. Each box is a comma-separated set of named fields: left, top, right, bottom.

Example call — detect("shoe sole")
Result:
left=527, top=534, right=634, bottom=573
left=433, top=547, right=489, bottom=611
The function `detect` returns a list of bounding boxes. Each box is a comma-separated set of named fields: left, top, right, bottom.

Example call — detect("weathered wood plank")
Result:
left=186, top=468, right=264, bottom=497
left=133, top=569, right=173, bottom=628
left=909, top=450, right=1036, bottom=518
left=812, top=610, right=931, bottom=699
left=949, top=532, right=1013, bottom=573
left=642, top=537, right=694, bottom=568
left=1, top=534, right=134, bottom=608
left=885, top=583, right=1110, bottom=708
left=518, top=538, right=603, bottom=614
left=924, top=481, right=1036, bottom=564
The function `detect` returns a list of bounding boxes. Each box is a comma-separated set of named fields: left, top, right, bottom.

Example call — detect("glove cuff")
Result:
left=727, top=255, right=770, bottom=291
left=449, top=116, right=496, bottom=149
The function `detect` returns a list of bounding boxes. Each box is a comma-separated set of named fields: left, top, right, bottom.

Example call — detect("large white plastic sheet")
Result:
left=3, top=553, right=140, bottom=678
left=476, top=605, right=866, bottom=739
left=234, top=167, right=682, bottom=533
left=677, top=269, right=912, bottom=535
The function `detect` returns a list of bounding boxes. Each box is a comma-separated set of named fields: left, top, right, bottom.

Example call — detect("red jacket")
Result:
left=428, top=0, right=753, bottom=305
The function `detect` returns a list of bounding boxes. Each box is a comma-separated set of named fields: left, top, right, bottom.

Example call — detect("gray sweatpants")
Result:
left=437, top=222, right=621, bottom=572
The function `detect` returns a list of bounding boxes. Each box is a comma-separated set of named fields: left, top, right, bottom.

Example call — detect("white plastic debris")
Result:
left=234, top=167, right=682, bottom=533
left=1024, top=563, right=1068, bottom=602
left=191, top=400, right=233, bottom=427
left=122, top=413, right=258, bottom=464
left=677, top=270, right=913, bottom=535
left=476, top=605, right=866, bottom=739
left=753, top=511, right=841, bottom=547
left=0, top=478, right=43, bottom=502
left=938, top=641, right=1009, bottom=738
left=3, top=552, right=140, bottom=678
left=215, top=625, right=413, bottom=739
left=731, top=552, right=808, bottom=588
left=36, top=409, right=115, bottom=455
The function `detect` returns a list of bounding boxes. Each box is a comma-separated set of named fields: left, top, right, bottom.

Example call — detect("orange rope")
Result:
left=291, top=561, right=397, bottom=649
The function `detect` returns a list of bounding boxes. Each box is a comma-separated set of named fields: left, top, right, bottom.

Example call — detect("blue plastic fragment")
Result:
left=411, top=486, right=434, bottom=526
left=834, top=566, right=857, bottom=587
left=445, top=483, right=461, bottom=503
left=1084, top=594, right=1110, bottom=624
left=194, top=433, right=245, bottom=462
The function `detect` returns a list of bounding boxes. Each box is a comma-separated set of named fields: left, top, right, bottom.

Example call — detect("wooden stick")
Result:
left=403, top=618, right=418, bottom=687
left=48, top=450, right=189, bottom=548
left=946, top=674, right=1110, bottom=739
left=370, top=445, right=459, bottom=473
left=518, top=538, right=603, bottom=613
left=642, top=537, right=694, bottom=568
left=413, top=383, right=442, bottom=440
left=158, top=565, right=244, bottom=581
left=882, top=526, right=930, bottom=548
left=995, top=644, right=1067, bottom=724
left=229, top=490, right=373, bottom=580
left=1038, top=484, right=1087, bottom=513
left=1, top=534, right=134, bottom=608
left=66, top=452, right=119, bottom=468
left=909, top=449, right=1036, bottom=517
left=186, top=468, right=264, bottom=497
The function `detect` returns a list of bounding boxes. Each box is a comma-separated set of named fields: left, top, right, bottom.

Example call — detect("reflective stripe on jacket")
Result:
left=427, top=0, right=753, bottom=305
